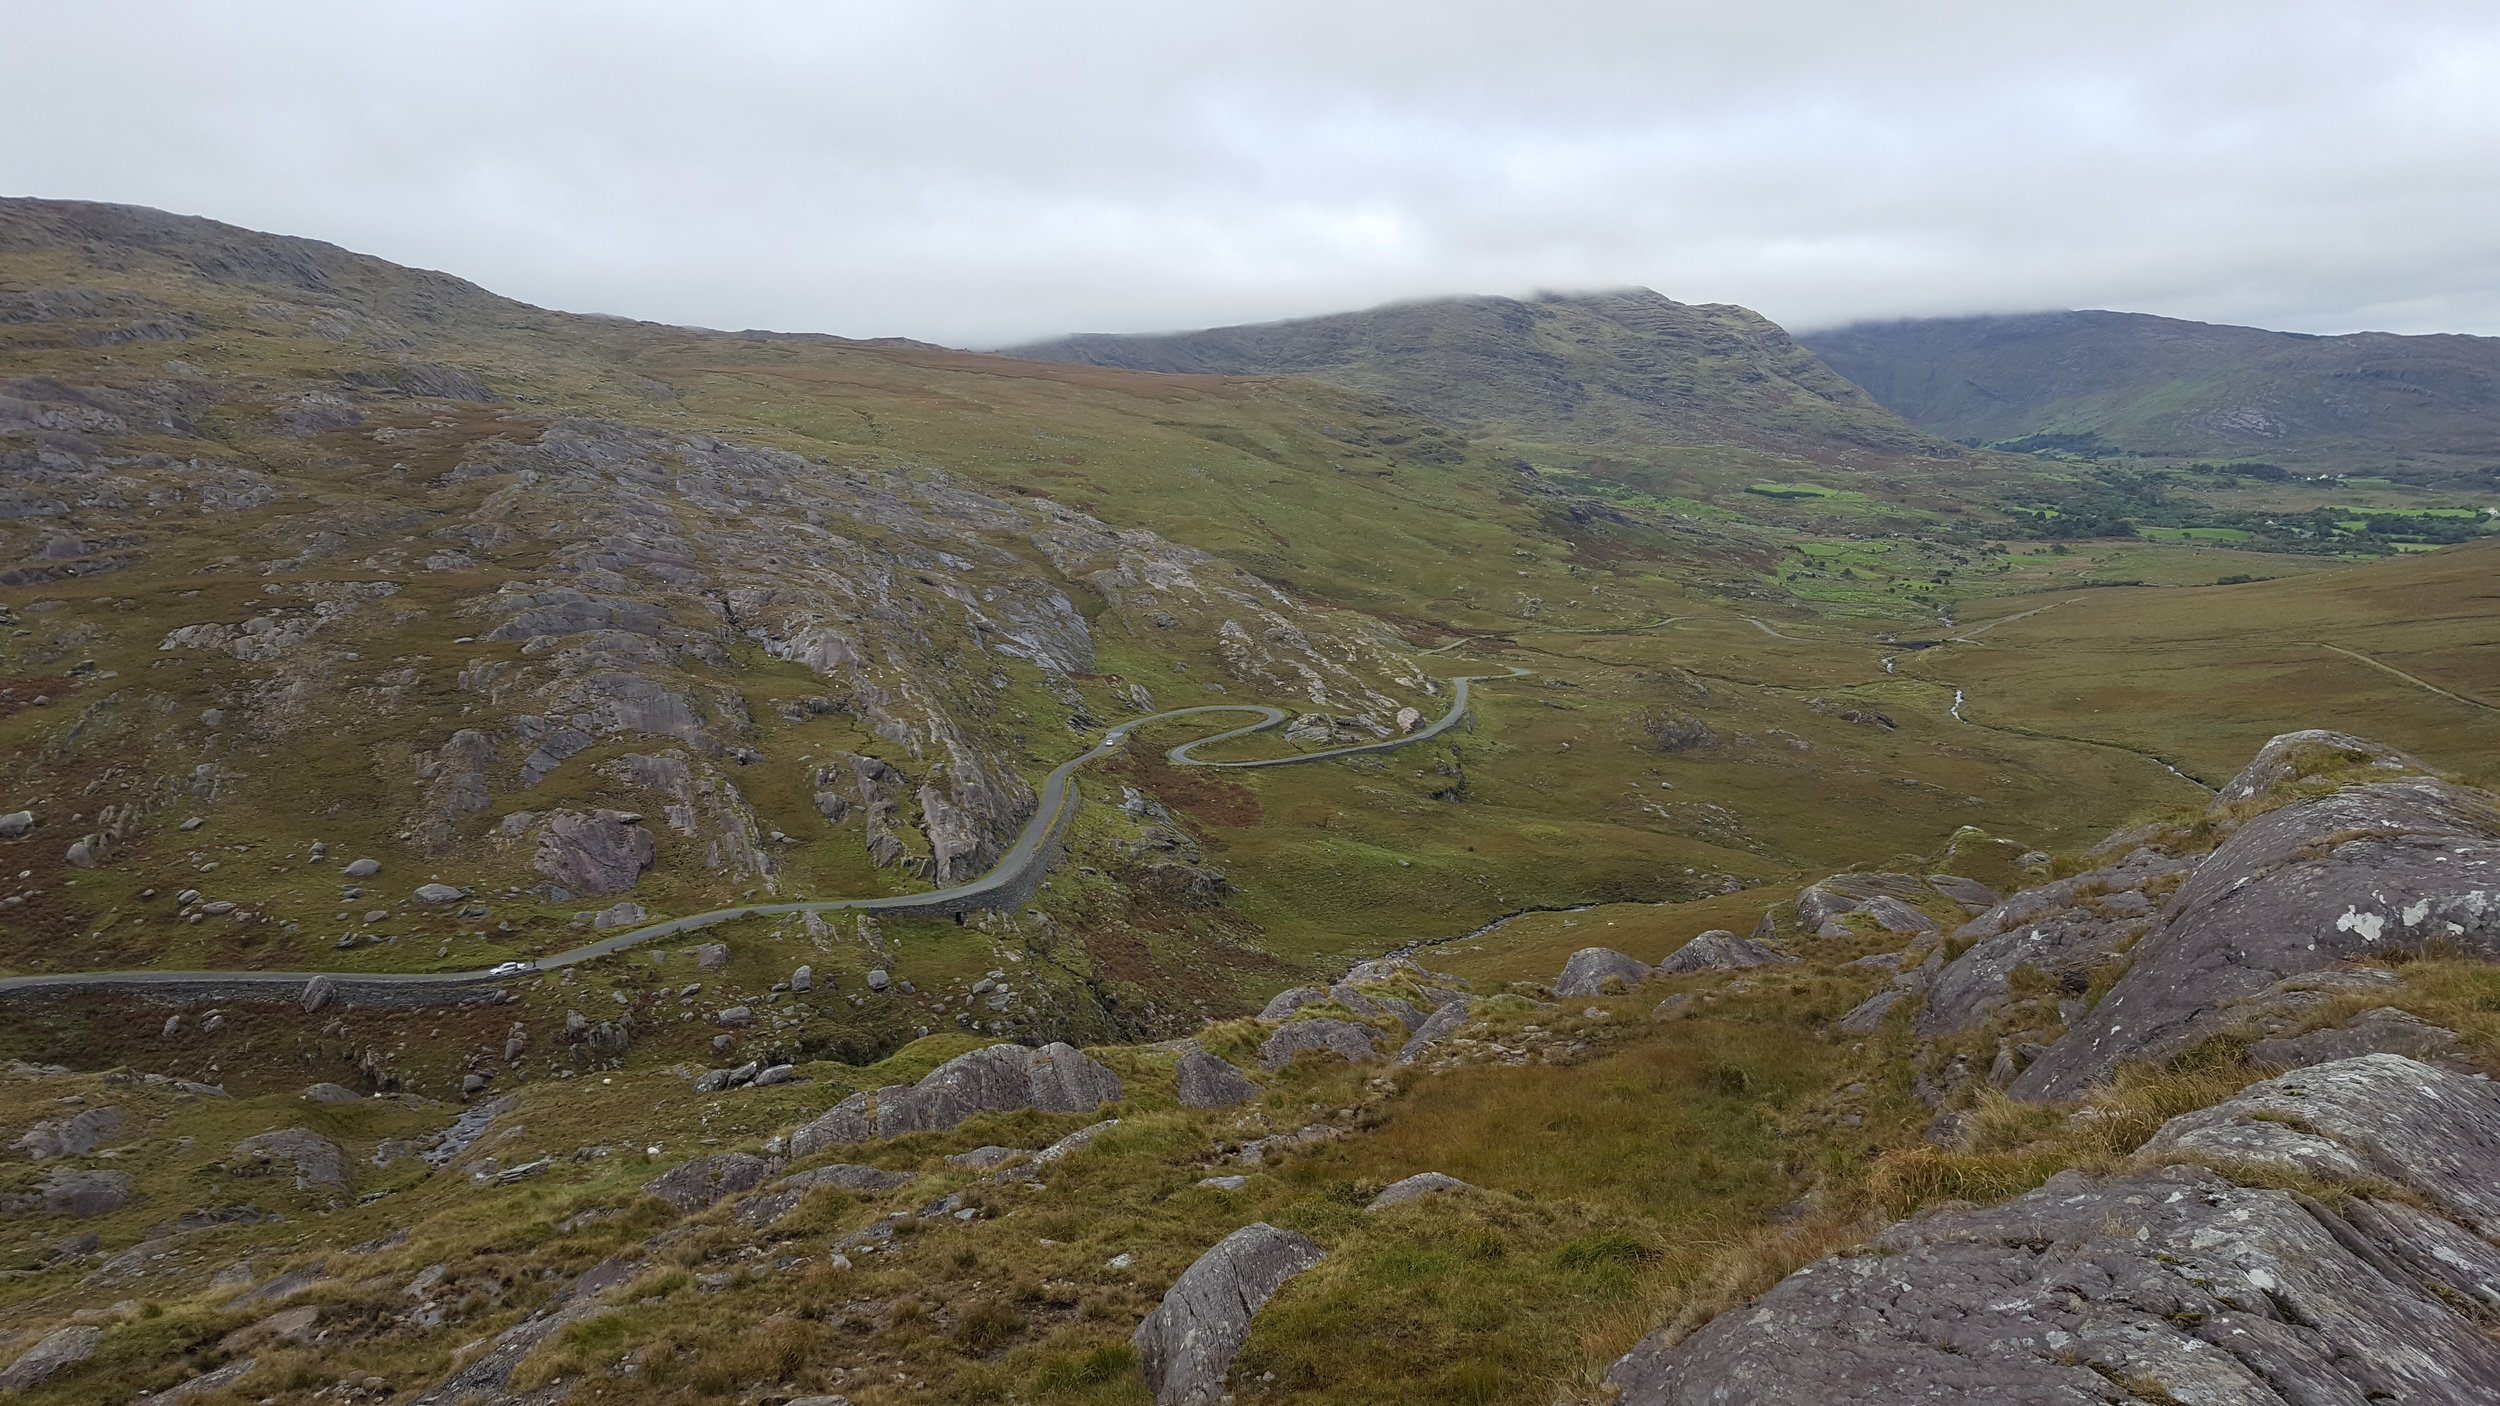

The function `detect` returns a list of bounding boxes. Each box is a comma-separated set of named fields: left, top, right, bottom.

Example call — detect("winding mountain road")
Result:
left=0, top=671, right=1518, bottom=1002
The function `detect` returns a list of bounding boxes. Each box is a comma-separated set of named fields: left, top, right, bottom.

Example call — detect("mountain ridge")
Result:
left=1800, top=308, right=2500, bottom=482
left=1003, top=286, right=1966, bottom=467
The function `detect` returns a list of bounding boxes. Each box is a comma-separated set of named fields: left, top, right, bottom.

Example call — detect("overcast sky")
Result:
left=8, top=2, right=2498, bottom=346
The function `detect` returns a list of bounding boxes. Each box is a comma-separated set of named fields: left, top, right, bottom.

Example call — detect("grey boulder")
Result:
left=1176, top=1050, right=1259, bottom=1108
left=226, top=1128, right=348, bottom=1191
left=1256, top=1018, right=1382, bottom=1071
left=0, top=1324, right=102, bottom=1391
left=1132, top=1223, right=1325, bottom=1406
left=1365, top=1171, right=1470, bottom=1211
left=42, top=1167, right=135, bottom=1217
left=1553, top=946, right=1650, bottom=997
left=0, top=809, right=33, bottom=838
left=1257, top=985, right=1330, bottom=1021
left=1653, top=930, right=1794, bottom=975
left=13, top=1104, right=121, bottom=1159
left=411, top=882, right=466, bottom=907
left=642, top=1151, right=773, bottom=1212
left=341, top=857, right=381, bottom=878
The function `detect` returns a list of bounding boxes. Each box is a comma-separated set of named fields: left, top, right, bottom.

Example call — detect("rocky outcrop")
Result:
left=1396, top=1000, right=1473, bottom=1064
left=226, top=1128, right=348, bottom=1191
left=530, top=808, right=655, bottom=896
left=787, top=1042, right=1121, bottom=1156
left=1132, top=1223, right=1325, bottom=1406
left=1917, top=844, right=2191, bottom=1039
left=12, top=1104, right=120, bottom=1158
left=1653, top=930, right=1793, bottom=975
left=2014, top=766, right=2499, bottom=1100
left=1606, top=1161, right=2500, bottom=1404
left=40, top=1166, right=134, bottom=1217
left=0, top=1324, right=101, bottom=1391
left=1554, top=946, right=1650, bottom=996
left=1256, top=1018, right=1382, bottom=1070
left=642, top=1151, right=772, bottom=1213
left=1176, top=1050, right=1259, bottom=1109
left=2140, top=1054, right=2500, bottom=1231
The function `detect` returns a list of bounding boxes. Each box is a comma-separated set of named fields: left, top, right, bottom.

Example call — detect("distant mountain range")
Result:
left=1004, top=288, right=1961, bottom=467
left=1800, top=310, right=2500, bottom=484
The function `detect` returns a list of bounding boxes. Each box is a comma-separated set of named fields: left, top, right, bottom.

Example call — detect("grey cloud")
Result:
left=4, top=0, right=2495, bottom=344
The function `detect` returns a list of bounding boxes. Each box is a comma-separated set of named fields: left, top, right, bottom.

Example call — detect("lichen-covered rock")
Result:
left=1653, top=930, right=1794, bottom=975
left=1256, top=1018, right=1382, bottom=1070
left=1854, top=894, right=1937, bottom=934
left=1132, top=1223, right=1324, bottom=1406
left=1553, top=946, right=1650, bottom=997
left=227, top=1128, right=347, bottom=1191
left=2015, top=772, right=2500, bottom=1100
left=1605, top=1164, right=2500, bottom=1404
left=642, top=1151, right=772, bottom=1212
left=2142, top=1054, right=2500, bottom=1234
left=1175, top=1050, right=1258, bottom=1109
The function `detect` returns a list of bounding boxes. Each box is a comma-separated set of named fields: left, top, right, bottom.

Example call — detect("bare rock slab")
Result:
left=1605, top=1164, right=2500, bottom=1404
left=2142, top=1053, right=2500, bottom=1235
left=1132, top=1222, right=1325, bottom=1406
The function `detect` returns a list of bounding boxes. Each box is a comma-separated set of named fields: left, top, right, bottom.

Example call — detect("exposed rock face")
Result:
left=1794, top=873, right=1930, bottom=931
left=2015, top=770, right=2500, bottom=1100
left=1175, top=1050, right=1259, bottom=1109
left=226, top=1128, right=348, bottom=1191
left=2142, top=1054, right=2500, bottom=1231
left=530, top=808, right=655, bottom=896
left=1554, top=946, right=1650, bottom=996
left=0, top=1324, right=102, bottom=1391
left=1606, top=1163, right=2500, bottom=1404
left=1918, top=844, right=2192, bottom=1040
left=1256, top=1018, right=1382, bottom=1070
left=642, top=1151, right=772, bottom=1212
left=1132, top=1223, right=1325, bottom=1406
left=2214, top=727, right=2428, bottom=806
left=787, top=1042, right=1121, bottom=1156
left=1365, top=1171, right=1469, bottom=1211
left=1654, top=930, right=1793, bottom=975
